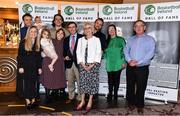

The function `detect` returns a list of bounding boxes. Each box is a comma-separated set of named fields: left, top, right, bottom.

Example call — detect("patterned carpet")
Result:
left=72, top=103, right=180, bottom=115
left=0, top=92, right=180, bottom=115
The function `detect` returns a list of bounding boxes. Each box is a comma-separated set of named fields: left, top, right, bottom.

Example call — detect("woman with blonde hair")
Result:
left=76, top=23, right=102, bottom=112
left=17, top=26, right=42, bottom=109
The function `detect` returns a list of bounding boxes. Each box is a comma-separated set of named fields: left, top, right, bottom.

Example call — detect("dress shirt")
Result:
left=124, top=34, right=155, bottom=66
left=76, top=36, right=102, bottom=64
left=69, top=33, right=77, bottom=49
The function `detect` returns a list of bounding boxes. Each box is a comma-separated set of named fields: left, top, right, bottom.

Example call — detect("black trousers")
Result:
left=126, top=65, right=149, bottom=108
left=107, top=70, right=122, bottom=97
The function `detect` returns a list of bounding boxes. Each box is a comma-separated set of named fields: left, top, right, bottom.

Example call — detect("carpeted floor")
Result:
left=0, top=92, right=180, bottom=115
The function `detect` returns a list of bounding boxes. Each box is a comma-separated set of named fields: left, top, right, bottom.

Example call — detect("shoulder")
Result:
left=117, top=36, right=126, bottom=43
left=92, top=36, right=101, bottom=43
left=117, top=36, right=125, bottom=40
left=93, top=36, right=99, bottom=40
left=127, top=35, right=135, bottom=41
left=144, top=34, right=155, bottom=43
left=77, top=33, right=83, bottom=38
left=65, top=35, right=70, bottom=40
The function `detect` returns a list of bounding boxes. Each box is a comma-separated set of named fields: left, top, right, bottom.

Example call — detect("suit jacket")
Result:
left=20, top=26, right=28, bottom=41
left=63, top=33, right=83, bottom=68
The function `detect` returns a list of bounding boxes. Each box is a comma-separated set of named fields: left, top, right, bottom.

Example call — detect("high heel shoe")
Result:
left=75, top=102, right=85, bottom=111
left=86, top=106, right=92, bottom=112
left=82, top=106, right=92, bottom=115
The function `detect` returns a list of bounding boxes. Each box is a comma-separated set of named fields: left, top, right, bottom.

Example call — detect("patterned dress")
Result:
left=79, top=63, right=100, bottom=95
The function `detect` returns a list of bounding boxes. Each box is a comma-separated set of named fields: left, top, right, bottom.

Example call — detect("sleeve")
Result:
left=101, top=34, right=107, bottom=51
left=121, top=38, right=126, bottom=64
left=17, top=41, right=26, bottom=68
left=123, top=38, right=132, bottom=62
left=63, top=37, right=68, bottom=57
left=138, top=38, right=156, bottom=65
left=76, top=38, right=83, bottom=64
left=40, top=39, right=49, bottom=49
left=36, top=51, right=42, bottom=69
left=94, top=37, right=102, bottom=63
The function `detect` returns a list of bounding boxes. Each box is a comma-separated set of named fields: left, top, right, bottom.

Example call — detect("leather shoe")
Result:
left=137, top=108, right=144, bottom=114
left=31, top=102, right=39, bottom=108
left=128, top=105, right=135, bottom=111
left=107, top=94, right=112, bottom=102
left=26, top=103, right=32, bottom=110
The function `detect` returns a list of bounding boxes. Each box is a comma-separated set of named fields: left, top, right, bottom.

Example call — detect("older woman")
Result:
left=76, top=23, right=102, bottom=112
left=17, top=26, right=42, bottom=109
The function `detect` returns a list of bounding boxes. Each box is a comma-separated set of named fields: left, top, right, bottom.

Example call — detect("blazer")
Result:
left=63, top=33, right=83, bottom=68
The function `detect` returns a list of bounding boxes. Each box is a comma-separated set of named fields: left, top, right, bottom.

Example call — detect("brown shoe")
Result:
left=137, top=108, right=144, bottom=114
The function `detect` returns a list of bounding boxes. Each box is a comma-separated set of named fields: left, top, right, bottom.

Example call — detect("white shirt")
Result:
left=40, top=38, right=57, bottom=59
left=76, top=36, right=102, bottom=64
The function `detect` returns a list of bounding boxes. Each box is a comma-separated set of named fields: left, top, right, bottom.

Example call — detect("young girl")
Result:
left=40, top=28, right=58, bottom=72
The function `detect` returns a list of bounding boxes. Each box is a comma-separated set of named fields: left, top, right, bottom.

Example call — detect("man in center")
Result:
left=64, top=22, right=83, bottom=103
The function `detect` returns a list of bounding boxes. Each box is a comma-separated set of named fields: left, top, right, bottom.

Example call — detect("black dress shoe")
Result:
left=107, top=94, right=112, bottom=102
left=114, top=95, right=118, bottom=102
left=31, top=102, right=39, bottom=108
left=26, top=103, right=32, bottom=110
left=137, top=108, right=144, bottom=114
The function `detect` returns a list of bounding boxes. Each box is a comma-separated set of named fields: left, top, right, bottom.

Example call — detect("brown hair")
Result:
left=24, top=26, right=40, bottom=51
left=40, top=28, right=51, bottom=40
left=56, top=28, right=65, bottom=39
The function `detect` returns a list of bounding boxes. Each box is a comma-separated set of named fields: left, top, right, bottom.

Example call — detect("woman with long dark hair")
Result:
left=105, top=24, right=126, bottom=102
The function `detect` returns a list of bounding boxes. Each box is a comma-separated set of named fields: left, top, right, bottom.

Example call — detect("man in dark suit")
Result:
left=63, top=22, right=83, bottom=103
left=20, top=13, right=33, bottom=41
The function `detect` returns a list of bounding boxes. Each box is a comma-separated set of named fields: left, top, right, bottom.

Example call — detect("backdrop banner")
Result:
left=141, top=1, right=180, bottom=22
left=99, top=4, right=138, bottom=22
left=61, top=4, right=98, bottom=22
left=18, top=3, right=58, bottom=27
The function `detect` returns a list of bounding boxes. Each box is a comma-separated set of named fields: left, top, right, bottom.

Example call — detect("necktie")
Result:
left=71, top=35, right=75, bottom=52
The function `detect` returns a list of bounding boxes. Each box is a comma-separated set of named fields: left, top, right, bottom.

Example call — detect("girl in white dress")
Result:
left=40, top=28, right=58, bottom=72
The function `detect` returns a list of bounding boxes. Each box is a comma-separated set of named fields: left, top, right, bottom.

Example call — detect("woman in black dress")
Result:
left=17, top=26, right=42, bottom=109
